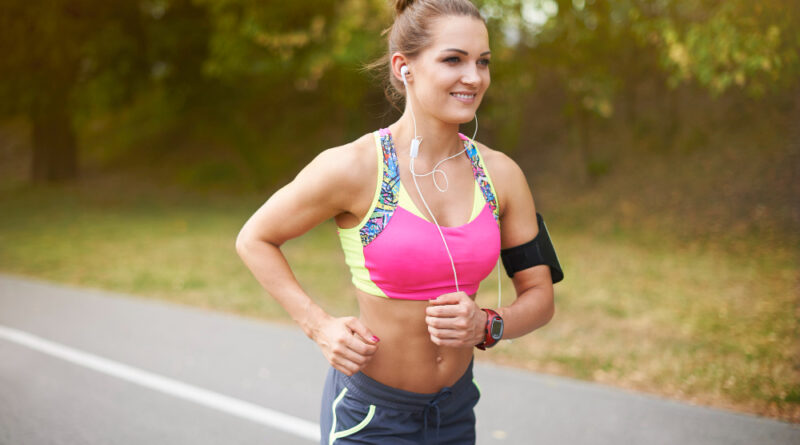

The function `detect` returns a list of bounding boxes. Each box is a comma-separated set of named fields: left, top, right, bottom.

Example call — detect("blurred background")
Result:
left=1, top=0, right=797, bottom=422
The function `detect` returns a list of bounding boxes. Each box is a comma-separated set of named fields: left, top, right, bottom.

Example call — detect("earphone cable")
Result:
left=403, top=67, right=498, bottom=305
left=410, top=157, right=460, bottom=291
left=411, top=115, right=478, bottom=192
left=404, top=80, right=462, bottom=291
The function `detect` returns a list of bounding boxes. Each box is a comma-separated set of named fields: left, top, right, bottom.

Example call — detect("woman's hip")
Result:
left=319, top=359, right=481, bottom=444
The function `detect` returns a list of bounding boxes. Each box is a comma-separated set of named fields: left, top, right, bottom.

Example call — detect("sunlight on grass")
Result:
left=0, top=178, right=797, bottom=422
left=483, top=232, right=798, bottom=419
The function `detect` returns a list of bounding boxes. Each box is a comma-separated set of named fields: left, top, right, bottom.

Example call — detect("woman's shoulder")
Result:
left=303, top=132, right=379, bottom=207
left=472, top=140, right=531, bottom=216
left=472, top=141, right=527, bottom=186
left=315, top=131, right=378, bottom=183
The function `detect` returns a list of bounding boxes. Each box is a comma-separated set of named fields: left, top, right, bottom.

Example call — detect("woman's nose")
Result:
left=461, top=66, right=481, bottom=86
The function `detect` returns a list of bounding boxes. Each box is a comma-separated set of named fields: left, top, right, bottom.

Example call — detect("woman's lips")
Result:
left=450, top=92, right=477, bottom=103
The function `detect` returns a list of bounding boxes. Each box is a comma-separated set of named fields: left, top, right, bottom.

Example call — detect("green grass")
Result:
left=482, top=232, right=798, bottom=420
left=1, top=169, right=797, bottom=423
left=0, top=176, right=360, bottom=320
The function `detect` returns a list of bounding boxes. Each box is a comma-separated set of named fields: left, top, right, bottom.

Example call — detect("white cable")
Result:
left=411, top=116, right=478, bottom=192
left=410, top=157, right=461, bottom=291
left=406, top=106, right=478, bottom=291
left=404, top=75, right=464, bottom=290
left=402, top=68, right=489, bottom=300
left=497, top=257, right=502, bottom=309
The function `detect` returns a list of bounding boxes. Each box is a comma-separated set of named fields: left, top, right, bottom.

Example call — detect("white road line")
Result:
left=0, top=324, right=320, bottom=442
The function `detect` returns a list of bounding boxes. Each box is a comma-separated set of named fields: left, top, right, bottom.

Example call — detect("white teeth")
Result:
left=451, top=93, right=475, bottom=99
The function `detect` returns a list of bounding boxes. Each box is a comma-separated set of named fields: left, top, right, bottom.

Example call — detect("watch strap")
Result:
left=475, top=308, right=502, bottom=350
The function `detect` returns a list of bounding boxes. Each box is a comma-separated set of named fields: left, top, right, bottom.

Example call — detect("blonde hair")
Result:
left=365, top=0, right=485, bottom=109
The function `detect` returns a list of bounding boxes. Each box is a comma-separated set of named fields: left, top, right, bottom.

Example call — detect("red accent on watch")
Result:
left=475, top=308, right=502, bottom=350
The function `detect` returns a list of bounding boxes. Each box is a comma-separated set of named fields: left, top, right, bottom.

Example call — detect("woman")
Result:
left=236, top=0, right=559, bottom=443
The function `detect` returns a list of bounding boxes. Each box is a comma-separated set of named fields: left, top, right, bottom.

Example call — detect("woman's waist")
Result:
left=343, top=358, right=477, bottom=411
left=355, top=289, right=476, bottom=393
left=360, top=341, right=474, bottom=393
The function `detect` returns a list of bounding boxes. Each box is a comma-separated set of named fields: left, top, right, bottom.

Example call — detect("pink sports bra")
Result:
left=336, top=128, right=501, bottom=300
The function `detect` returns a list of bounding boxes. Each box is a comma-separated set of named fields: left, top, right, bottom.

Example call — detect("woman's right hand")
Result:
left=314, top=315, right=380, bottom=376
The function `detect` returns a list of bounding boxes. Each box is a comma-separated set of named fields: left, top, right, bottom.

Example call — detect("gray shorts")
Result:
left=319, top=359, right=481, bottom=444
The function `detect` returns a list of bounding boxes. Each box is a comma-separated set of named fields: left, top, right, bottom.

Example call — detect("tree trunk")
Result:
left=30, top=88, right=78, bottom=183
left=577, top=105, right=594, bottom=183
left=662, top=84, right=680, bottom=152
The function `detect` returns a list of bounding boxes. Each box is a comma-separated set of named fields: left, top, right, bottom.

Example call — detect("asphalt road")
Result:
left=1, top=274, right=797, bottom=444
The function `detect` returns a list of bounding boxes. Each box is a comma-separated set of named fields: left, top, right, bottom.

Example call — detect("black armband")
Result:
left=500, top=213, right=564, bottom=283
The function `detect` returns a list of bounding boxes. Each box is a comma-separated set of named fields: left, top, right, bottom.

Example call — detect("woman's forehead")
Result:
left=426, top=16, right=490, bottom=54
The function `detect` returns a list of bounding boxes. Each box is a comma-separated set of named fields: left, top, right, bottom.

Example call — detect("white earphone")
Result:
left=400, top=65, right=421, bottom=158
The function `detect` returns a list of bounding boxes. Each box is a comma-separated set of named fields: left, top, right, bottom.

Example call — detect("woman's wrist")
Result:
left=473, top=307, right=488, bottom=345
left=297, top=303, right=332, bottom=341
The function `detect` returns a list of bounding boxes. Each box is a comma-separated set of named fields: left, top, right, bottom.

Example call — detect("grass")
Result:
left=482, top=233, right=798, bottom=420
left=0, top=168, right=796, bottom=423
left=0, top=174, right=358, bottom=320
left=1, top=107, right=797, bottom=422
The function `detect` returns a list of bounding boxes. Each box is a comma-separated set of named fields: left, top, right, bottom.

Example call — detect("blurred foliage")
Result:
left=195, top=0, right=389, bottom=88
left=483, top=0, right=799, bottom=108
left=477, top=0, right=799, bottom=164
left=0, top=0, right=797, bottom=185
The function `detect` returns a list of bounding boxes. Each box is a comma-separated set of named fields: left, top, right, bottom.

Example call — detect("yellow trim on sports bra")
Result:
left=397, top=181, right=484, bottom=227
left=336, top=132, right=384, bottom=233
left=467, top=140, right=501, bottom=222
left=335, top=131, right=389, bottom=298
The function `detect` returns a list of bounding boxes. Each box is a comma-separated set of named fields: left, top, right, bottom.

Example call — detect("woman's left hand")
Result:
left=425, top=291, right=486, bottom=348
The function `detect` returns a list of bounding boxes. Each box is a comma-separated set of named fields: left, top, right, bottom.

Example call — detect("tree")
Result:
left=477, top=0, right=800, bottom=177
left=3, top=0, right=797, bottom=186
left=646, top=1, right=800, bottom=97
left=0, top=0, right=151, bottom=183
left=0, top=0, right=390, bottom=185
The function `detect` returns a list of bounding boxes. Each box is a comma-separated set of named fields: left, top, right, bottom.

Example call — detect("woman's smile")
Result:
left=450, top=91, right=478, bottom=103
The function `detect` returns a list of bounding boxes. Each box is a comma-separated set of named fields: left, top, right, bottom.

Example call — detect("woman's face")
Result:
left=405, top=15, right=491, bottom=125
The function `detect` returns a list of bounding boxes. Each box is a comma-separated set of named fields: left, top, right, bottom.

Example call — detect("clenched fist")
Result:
left=425, top=292, right=486, bottom=348
left=314, top=315, right=379, bottom=376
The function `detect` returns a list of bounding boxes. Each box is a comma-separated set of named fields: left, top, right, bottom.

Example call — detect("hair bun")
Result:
left=394, top=0, right=416, bottom=14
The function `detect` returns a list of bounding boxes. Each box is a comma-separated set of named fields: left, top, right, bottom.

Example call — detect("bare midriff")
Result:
left=354, top=288, right=476, bottom=394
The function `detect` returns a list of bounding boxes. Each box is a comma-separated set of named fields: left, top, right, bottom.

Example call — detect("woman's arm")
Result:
left=235, top=140, right=381, bottom=375
left=424, top=148, right=554, bottom=347
left=490, top=150, right=555, bottom=339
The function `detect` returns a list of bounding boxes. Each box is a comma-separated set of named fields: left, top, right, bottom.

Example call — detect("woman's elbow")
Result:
left=235, top=228, right=259, bottom=257
left=539, top=286, right=556, bottom=327
left=544, top=293, right=555, bottom=325
left=235, top=228, right=281, bottom=258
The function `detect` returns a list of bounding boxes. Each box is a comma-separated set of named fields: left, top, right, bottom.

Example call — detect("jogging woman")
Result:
left=236, top=1, right=561, bottom=443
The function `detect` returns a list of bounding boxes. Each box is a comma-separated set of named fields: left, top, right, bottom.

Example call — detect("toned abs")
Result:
left=355, top=288, right=476, bottom=394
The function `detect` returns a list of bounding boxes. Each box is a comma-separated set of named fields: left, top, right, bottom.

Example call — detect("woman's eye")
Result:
left=443, top=56, right=490, bottom=66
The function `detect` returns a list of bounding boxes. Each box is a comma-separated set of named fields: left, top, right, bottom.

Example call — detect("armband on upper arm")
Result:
left=500, top=213, right=564, bottom=283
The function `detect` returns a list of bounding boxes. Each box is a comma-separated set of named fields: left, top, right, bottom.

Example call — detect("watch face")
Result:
left=490, top=319, right=503, bottom=339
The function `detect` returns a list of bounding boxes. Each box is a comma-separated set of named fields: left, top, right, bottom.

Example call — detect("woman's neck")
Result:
left=390, top=112, right=465, bottom=165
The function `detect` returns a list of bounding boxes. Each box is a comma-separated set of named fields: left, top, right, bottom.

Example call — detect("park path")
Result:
left=1, top=273, right=797, bottom=444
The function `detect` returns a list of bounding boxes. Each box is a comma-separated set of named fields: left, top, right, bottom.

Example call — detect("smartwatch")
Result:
left=475, top=308, right=503, bottom=350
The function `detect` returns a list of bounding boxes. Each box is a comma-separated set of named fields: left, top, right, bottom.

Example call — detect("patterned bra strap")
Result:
left=464, top=139, right=500, bottom=225
left=359, top=129, right=400, bottom=246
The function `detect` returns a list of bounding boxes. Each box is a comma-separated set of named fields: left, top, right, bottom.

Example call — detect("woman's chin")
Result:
left=436, top=108, right=480, bottom=125
left=420, top=102, right=482, bottom=126
left=453, top=111, right=479, bottom=125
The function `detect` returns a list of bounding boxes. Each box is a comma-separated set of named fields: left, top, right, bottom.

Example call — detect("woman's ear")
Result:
left=391, top=52, right=410, bottom=83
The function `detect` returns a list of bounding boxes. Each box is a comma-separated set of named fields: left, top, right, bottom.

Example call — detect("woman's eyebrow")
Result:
left=441, top=48, right=492, bottom=56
